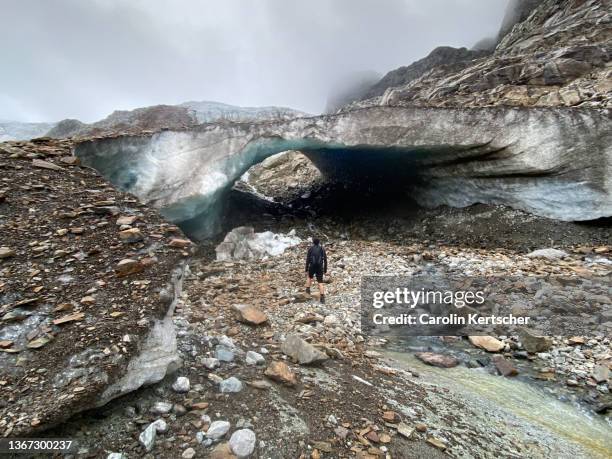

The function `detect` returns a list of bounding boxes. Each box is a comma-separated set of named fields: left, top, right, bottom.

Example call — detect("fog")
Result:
left=1, top=0, right=508, bottom=122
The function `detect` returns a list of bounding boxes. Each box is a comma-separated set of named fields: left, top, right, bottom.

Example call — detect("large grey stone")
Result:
left=281, top=334, right=328, bottom=365
left=206, top=420, right=231, bottom=440
left=229, top=429, right=256, bottom=458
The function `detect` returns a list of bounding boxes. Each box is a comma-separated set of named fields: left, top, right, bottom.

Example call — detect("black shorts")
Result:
left=308, top=264, right=324, bottom=282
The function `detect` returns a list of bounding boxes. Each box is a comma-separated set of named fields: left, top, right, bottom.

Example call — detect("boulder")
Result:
left=232, top=304, right=268, bottom=325
left=519, top=329, right=552, bottom=353
left=415, top=352, right=459, bottom=368
left=206, top=420, right=231, bottom=440
left=492, top=355, right=519, bottom=377
left=281, top=334, right=328, bottom=365
left=468, top=336, right=505, bottom=353
left=229, top=429, right=256, bottom=458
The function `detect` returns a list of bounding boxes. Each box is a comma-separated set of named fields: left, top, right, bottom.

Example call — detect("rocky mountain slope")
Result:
left=0, top=138, right=194, bottom=435
left=355, top=47, right=491, bottom=103
left=350, top=0, right=611, bottom=109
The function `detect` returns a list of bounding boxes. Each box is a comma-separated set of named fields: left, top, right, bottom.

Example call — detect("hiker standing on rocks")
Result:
left=305, top=237, right=327, bottom=303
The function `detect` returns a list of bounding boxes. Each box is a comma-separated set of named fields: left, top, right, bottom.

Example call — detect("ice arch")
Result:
left=74, top=106, right=612, bottom=239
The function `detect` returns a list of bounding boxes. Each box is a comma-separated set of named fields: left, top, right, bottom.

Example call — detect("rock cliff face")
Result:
left=75, top=106, right=611, bottom=238
left=357, top=47, right=491, bottom=102
left=353, top=0, right=611, bottom=109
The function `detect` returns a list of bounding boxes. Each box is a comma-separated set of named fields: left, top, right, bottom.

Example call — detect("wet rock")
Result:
left=415, top=352, right=458, bottom=368
left=245, top=351, right=265, bottom=365
left=172, top=376, right=190, bottom=393
left=231, top=304, right=268, bottom=325
left=526, top=248, right=568, bottom=259
left=207, top=420, right=231, bottom=440
left=219, top=377, right=243, bottom=393
left=492, top=355, right=519, bottom=377
left=519, top=329, right=552, bottom=353
left=229, top=429, right=256, bottom=458
left=468, top=336, right=505, bottom=352
left=281, top=334, right=328, bottom=365
left=264, top=361, right=297, bottom=386
left=139, top=419, right=167, bottom=452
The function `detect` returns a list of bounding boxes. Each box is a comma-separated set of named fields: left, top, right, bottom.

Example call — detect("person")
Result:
left=305, top=237, right=327, bottom=303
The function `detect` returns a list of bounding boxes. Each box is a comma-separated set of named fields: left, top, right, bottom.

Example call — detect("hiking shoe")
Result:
left=320, top=294, right=325, bottom=304
left=306, top=287, right=311, bottom=295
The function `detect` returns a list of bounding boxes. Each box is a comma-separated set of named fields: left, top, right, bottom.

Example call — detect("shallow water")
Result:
left=386, top=347, right=612, bottom=458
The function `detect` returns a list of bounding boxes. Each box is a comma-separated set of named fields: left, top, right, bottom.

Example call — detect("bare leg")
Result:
left=318, top=282, right=325, bottom=296
left=305, top=273, right=312, bottom=288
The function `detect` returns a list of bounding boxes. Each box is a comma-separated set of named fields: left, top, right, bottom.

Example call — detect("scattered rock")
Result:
left=245, top=351, right=265, bottom=365
left=264, top=361, right=297, bottom=386
left=0, top=247, right=16, bottom=259
left=139, top=419, right=167, bottom=452
left=216, top=346, right=236, bottom=362
left=592, top=365, right=609, bottom=383
left=396, top=423, right=414, bottom=439
left=415, top=352, right=458, bottom=368
left=182, top=447, right=196, bottom=459
left=229, top=429, right=256, bottom=458
left=172, top=376, right=190, bottom=393
left=492, top=355, right=519, bottom=377
left=281, top=334, right=328, bottom=365
left=219, top=377, right=243, bottom=393
left=116, top=215, right=138, bottom=226
left=169, top=238, right=192, bottom=248
left=210, top=442, right=237, bottom=459
left=519, top=329, right=552, bottom=353
left=468, top=336, right=505, bottom=352
left=119, top=227, right=144, bottom=243
left=115, top=258, right=144, bottom=277
left=232, top=304, right=268, bottom=325
left=202, top=357, right=220, bottom=369
left=206, top=420, right=231, bottom=440
left=150, top=401, right=173, bottom=415
left=426, top=436, right=447, bottom=451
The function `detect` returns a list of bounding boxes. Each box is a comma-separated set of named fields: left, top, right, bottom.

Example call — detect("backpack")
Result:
left=310, top=245, right=324, bottom=267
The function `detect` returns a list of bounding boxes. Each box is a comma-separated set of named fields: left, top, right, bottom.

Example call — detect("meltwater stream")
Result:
left=386, top=340, right=612, bottom=458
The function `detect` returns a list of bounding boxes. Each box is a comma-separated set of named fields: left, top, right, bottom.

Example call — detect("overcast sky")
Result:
left=1, top=0, right=508, bottom=122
